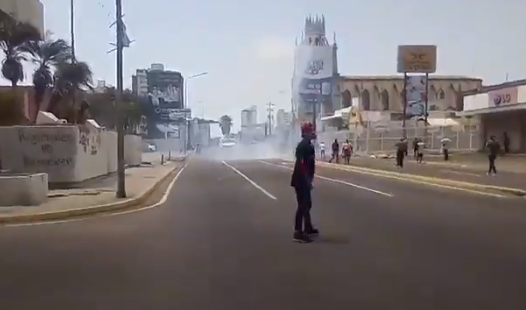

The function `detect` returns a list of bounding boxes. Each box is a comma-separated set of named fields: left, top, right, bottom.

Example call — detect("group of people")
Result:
left=318, top=139, right=353, bottom=164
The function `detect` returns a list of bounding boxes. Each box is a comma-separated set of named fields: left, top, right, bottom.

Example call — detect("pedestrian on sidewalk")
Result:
left=416, top=141, right=425, bottom=164
left=441, top=142, right=449, bottom=161
left=503, top=132, right=510, bottom=155
left=395, top=138, right=408, bottom=168
left=486, top=136, right=500, bottom=176
left=342, top=139, right=352, bottom=165
left=319, top=141, right=326, bottom=161
left=329, top=139, right=339, bottom=164
left=290, top=122, right=318, bottom=243
left=412, top=137, right=420, bottom=159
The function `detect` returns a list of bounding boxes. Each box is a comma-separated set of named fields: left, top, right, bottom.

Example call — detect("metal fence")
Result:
left=317, top=123, right=480, bottom=154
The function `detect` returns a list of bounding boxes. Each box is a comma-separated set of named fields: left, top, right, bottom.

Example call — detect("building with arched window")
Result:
left=338, top=75, right=482, bottom=114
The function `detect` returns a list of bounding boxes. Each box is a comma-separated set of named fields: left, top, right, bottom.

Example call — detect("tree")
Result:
left=219, top=115, right=233, bottom=136
left=26, top=37, right=72, bottom=119
left=47, top=60, right=93, bottom=123
left=0, top=16, right=41, bottom=87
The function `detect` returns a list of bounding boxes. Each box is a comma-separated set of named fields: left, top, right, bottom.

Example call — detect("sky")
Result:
left=33, top=0, right=526, bottom=131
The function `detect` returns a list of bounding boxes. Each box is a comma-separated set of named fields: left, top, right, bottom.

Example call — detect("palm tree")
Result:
left=219, top=115, right=233, bottom=136
left=0, top=16, right=41, bottom=87
left=26, top=37, right=72, bottom=119
left=48, top=60, right=93, bottom=123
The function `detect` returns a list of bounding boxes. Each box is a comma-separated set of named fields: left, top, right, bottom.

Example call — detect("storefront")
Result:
left=457, top=85, right=526, bottom=152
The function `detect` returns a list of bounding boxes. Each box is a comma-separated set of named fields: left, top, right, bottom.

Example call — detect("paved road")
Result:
left=1, top=155, right=526, bottom=309
left=334, top=156, right=526, bottom=191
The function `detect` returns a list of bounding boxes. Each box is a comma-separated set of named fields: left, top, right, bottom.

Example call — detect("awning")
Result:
left=426, top=118, right=460, bottom=127
left=456, top=102, right=526, bottom=117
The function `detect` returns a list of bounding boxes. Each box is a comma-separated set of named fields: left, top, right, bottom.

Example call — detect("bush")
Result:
left=0, top=93, right=26, bottom=126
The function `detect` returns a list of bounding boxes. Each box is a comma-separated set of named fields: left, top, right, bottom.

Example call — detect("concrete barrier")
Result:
left=0, top=125, right=143, bottom=185
left=0, top=173, right=48, bottom=206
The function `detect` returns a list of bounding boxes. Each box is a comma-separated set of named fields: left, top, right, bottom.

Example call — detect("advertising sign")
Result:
left=397, top=45, right=437, bottom=73
left=293, top=45, right=334, bottom=115
left=488, top=87, right=518, bottom=108
left=147, top=71, right=183, bottom=109
left=405, top=75, right=428, bottom=117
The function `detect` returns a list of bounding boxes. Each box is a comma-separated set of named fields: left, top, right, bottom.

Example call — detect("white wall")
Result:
left=0, top=126, right=142, bottom=184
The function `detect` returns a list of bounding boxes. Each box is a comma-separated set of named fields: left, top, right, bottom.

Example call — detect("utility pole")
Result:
left=70, top=0, right=75, bottom=60
left=266, top=102, right=275, bottom=136
left=115, top=0, right=126, bottom=198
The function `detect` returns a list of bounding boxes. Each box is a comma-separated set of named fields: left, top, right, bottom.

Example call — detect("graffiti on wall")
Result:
left=18, top=128, right=75, bottom=168
left=78, top=126, right=102, bottom=155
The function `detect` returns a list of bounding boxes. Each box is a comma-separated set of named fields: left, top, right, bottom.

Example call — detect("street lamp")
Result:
left=184, top=72, right=208, bottom=109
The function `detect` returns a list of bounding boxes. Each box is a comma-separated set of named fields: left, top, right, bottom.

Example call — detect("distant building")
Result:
left=241, top=105, right=257, bottom=127
left=276, top=109, right=292, bottom=127
left=0, top=0, right=45, bottom=35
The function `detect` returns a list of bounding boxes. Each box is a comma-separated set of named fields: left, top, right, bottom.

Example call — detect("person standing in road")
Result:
left=329, top=139, right=339, bottom=163
left=486, top=136, right=500, bottom=176
left=342, top=139, right=352, bottom=165
left=395, top=138, right=408, bottom=168
left=319, top=141, right=326, bottom=161
left=290, top=122, right=318, bottom=243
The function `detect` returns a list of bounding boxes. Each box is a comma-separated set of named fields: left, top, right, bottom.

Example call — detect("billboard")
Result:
left=405, top=75, right=428, bottom=117
left=397, top=45, right=437, bottom=73
left=293, top=45, right=334, bottom=116
left=147, top=70, right=183, bottom=109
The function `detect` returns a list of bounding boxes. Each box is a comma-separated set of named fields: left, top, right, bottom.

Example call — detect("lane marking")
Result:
left=259, top=160, right=393, bottom=197
left=222, top=160, right=277, bottom=200
left=3, top=163, right=189, bottom=228
left=440, top=169, right=481, bottom=177
left=305, top=161, right=508, bottom=198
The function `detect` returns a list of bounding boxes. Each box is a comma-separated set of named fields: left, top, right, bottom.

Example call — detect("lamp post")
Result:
left=183, top=72, right=208, bottom=109
left=183, top=72, right=208, bottom=152
left=70, top=0, right=75, bottom=60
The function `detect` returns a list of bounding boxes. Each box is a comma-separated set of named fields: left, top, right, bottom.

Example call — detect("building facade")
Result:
left=339, top=75, right=483, bottom=113
left=131, top=63, right=189, bottom=139
left=292, top=15, right=339, bottom=124
left=241, top=105, right=257, bottom=127
left=0, top=0, right=44, bottom=35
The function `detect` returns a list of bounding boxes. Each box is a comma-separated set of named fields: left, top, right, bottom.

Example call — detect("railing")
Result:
left=317, top=125, right=480, bottom=154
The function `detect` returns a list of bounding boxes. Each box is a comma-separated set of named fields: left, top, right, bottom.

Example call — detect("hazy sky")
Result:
left=34, top=0, right=526, bottom=129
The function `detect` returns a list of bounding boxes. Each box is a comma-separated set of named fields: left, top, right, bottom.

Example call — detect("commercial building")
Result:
left=458, top=79, right=526, bottom=152
left=0, top=0, right=45, bottom=35
left=131, top=63, right=189, bottom=140
left=276, top=109, right=292, bottom=127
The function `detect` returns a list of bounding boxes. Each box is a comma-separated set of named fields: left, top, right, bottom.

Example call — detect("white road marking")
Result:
left=222, top=160, right=277, bottom=200
left=4, top=163, right=189, bottom=228
left=440, top=169, right=481, bottom=177
left=259, top=160, right=393, bottom=197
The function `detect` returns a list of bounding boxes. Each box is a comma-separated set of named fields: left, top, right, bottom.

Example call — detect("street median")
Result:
left=0, top=160, right=184, bottom=225
left=315, top=161, right=526, bottom=197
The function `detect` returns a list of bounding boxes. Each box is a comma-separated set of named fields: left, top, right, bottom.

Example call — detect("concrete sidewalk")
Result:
left=333, top=156, right=526, bottom=192
left=0, top=159, right=182, bottom=223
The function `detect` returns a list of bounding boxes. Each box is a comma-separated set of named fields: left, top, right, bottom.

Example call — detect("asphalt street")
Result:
left=1, top=154, right=526, bottom=309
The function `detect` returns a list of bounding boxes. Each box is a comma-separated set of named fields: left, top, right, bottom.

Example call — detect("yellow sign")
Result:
left=397, top=45, right=437, bottom=73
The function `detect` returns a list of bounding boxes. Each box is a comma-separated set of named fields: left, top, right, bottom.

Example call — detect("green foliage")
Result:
left=219, top=114, right=233, bottom=135
left=0, top=92, right=25, bottom=126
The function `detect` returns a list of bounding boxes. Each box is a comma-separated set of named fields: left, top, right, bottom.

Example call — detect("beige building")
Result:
left=0, top=0, right=45, bottom=35
left=339, top=75, right=483, bottom=112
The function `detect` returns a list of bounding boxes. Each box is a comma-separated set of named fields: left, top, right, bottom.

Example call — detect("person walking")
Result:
left=319, top=141, right=326, bottom=161
left=290, top=122, right=318, bottom=243
left=329, top=139, right=339, bottom=164
left=395, top=138, right=408, bottom=168
left=486, top=136, right=500, bottom=176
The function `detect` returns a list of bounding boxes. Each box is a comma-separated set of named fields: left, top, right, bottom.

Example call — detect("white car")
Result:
left=220, top=138, right=236, bottom=148
left=146, top=143, right=157, bottom=152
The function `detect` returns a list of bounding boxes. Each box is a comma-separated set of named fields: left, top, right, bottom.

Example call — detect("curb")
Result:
left=0, top=164, right=182, bottom=225
left=316, top=161, right=526, bottom=197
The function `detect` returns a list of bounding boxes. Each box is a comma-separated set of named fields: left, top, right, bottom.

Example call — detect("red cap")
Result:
left=301, top=122, right=315, bottom=137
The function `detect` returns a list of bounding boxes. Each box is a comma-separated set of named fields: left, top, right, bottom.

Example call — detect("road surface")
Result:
left=1, top=154, right=526, bottom=309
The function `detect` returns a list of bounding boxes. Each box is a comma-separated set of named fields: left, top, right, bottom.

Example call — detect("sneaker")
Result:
left=306, top=228, right=319, bottom=237
left=293, top=231, right=313, bottom=243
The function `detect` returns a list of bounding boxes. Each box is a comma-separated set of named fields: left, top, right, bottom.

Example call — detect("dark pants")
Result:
left=294, top=186, right=313, bottom=233
left=443, top=149, right=449, bottom=161
left=329, top=152, right=339, bottom=163
left=488, top=154, right=497, bottom=174
left=396, top=150, right=405, bottom=168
